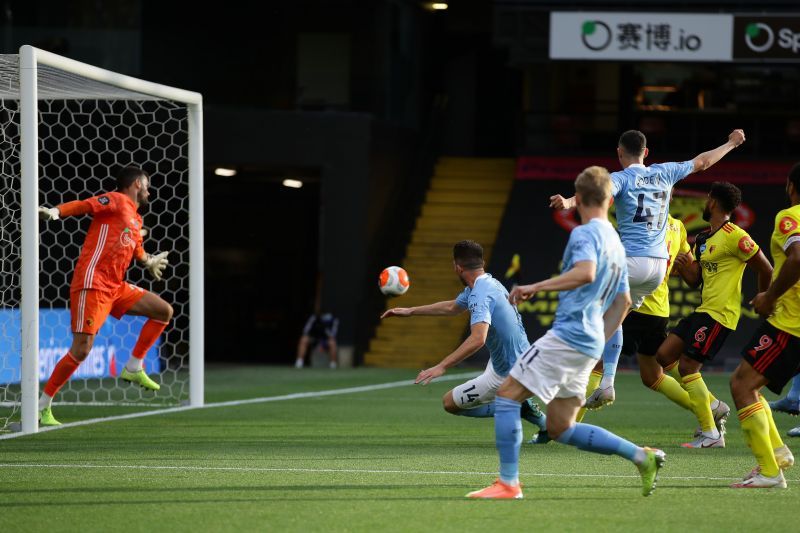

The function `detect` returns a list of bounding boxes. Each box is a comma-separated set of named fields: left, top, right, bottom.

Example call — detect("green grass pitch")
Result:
left=1, top=366, right=798, bottom=532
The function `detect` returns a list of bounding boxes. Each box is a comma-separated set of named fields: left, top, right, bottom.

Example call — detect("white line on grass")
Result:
left=0, top=372, right=479, bottom=440
left=0, top=463, right=789, bottom=483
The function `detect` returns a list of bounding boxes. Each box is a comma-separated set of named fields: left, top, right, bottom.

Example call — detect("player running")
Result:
left=467, top=167, right=664, bottom=500
left=655, top=182, right=772, bottom=448
left=37, top=166, right=172, bottom=426
left=728, top=164, right=800, bottom=488
left=381, top=240, right=547, bottom=436
left=550, top=129, right=746, bottom=409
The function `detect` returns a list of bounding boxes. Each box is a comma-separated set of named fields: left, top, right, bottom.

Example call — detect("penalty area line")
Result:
left=0, top=372, right=479, bottom=441
left=0, top=463, right=789, bottom=483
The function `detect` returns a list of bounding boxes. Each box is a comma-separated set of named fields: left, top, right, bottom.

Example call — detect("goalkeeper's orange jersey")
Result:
left=57, top=192, right=146, bottom=292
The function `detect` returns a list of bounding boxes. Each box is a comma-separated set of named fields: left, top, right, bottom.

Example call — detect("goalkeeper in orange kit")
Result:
left=37, top=166, right=172, bottom=426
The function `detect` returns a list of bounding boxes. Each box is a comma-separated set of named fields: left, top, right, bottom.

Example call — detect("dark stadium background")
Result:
left=5, top=0, right=799, bottom=366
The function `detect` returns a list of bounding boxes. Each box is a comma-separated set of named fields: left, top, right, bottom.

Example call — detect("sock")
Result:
left=494, top=397, right=522, bottom=485
left=41, top=352, right=80, bottom=405
left=576, top=370, right=603, bottom=423
left=738, top=401, right=780, bottom=477
left=682, top=373, right=718, bottom=437
left=788, top=375, right=800, bottom=402
left=665, top=361, right=681, bottom=382
left=651, top=374, right=692, bottom=411
left=556, top=423, right=644, bottom=465
left=760, top=395, right=786, bottom=450
left=38, top=392, right=53, bottom=411
left=126, top=319, right=168, bottom=372
left=457, top=403, right=495, bottom=418
left=599, top=327, right=623, bottom=389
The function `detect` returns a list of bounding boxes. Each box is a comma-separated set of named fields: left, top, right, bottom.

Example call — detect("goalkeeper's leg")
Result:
left=39, top=333, right=96, bottom=426
left=116, top=288, right=172, bottom=391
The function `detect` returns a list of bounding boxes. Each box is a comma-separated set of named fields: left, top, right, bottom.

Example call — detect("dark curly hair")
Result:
left=709, top=181, right=742, bottom=213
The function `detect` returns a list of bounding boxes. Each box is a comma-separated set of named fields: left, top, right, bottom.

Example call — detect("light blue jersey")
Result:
left=551, top=219, right=630, bottom=358
left=611, top=161, right=694, bottom=259
left=455, top=274, right=529, bottom=375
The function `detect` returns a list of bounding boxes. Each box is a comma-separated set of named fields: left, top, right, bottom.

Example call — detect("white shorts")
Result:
left=627, top=256, right=667, bottom=310
left=452, top=360, right=505, bottom=409
left=509, top=330, right=596, bottom=405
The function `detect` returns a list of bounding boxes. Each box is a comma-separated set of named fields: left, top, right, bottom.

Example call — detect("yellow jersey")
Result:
left=694, top=221, right=759, bottom=329
left=767, top=205, right=800, bottom=337
left=638, top=215, right=690, bottom=318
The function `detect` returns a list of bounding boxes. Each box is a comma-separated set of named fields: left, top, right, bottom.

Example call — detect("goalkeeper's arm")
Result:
left=138, top=251, right=170, bottom=281
left=38, top=199, right=94, bottom=221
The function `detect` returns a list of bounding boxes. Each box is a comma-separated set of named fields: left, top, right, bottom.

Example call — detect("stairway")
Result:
left=364, top=157, right=516, bottom=368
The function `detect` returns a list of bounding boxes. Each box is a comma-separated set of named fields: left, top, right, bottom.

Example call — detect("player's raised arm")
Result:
left=691, top=129, right=746, bottom=173
left=415, top=321, right=489, bottom=385
left=381, top=299, right=464, bottom=319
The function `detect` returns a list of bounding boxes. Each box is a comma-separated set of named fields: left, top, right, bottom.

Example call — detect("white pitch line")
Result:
left=0, top=463, right=791, bottom=483
left=0, top=372, right=479, bottom=440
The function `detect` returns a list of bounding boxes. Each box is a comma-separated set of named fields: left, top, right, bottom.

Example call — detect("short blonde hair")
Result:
left=575, top=166, right=611, bottom=207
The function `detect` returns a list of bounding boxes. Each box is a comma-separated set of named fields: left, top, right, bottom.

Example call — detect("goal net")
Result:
left=0, top=46, right=204, bottom=434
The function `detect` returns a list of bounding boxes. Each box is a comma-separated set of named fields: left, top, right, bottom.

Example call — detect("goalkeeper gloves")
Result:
left=143, top=251, right=169, bottom=281
left=38, top=206, right=60, bottom=221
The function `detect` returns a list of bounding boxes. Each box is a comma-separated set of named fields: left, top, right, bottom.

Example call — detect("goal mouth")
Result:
left=0, top=46, right=204, bottom=433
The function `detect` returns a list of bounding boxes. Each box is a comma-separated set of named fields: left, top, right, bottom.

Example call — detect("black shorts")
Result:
left=621, top=312, right=669, bottom=357
left=742, top=321, right=800, bottom=395
left=671, top=312, right=732, bottom=363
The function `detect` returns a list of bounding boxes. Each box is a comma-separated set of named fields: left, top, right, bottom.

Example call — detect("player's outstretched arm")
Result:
left=752, top=242, right=800, bottom=317
left=38, top=206, right=61, bottom=221
left=140, top=251, right=169, bottom=281
left=690, top=129, right=745, bottom=173
left=746, top=250, right=773, bottom=294
left=415, top=322, right=489, bottom=385
left=381, top=300, right=463, bottom=319
left=509, top=261, right=596, bottom=304
left=603, top=291, right=632, bottom=341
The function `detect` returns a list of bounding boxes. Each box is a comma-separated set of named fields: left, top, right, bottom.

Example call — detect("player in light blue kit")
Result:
left=381, top=240, right=546, bottom=434
left=468, top=166, right=664, bottom=499
left=550, top=129, right=746, bottom=409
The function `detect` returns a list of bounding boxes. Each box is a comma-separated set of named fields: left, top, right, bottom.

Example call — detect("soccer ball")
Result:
left=379, top=266, right=410, bottom=296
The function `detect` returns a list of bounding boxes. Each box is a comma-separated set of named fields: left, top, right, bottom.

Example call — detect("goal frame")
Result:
left=18, top=45, right=204, bottom=434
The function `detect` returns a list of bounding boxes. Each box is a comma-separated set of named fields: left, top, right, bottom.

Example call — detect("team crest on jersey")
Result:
left=97, top=196, right=110, bottom=205
left=779, top=216, right=798, bottom=235
left=738, top=236, right=755, bottom=254
left=120, top=227, right=135, bottom=248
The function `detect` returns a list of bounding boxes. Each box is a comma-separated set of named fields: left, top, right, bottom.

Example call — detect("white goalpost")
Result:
left=1, top=45, right=204, bottom=434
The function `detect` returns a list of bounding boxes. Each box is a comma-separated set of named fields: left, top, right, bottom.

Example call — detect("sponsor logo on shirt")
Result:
left=738, top=236, right=755, bottom=254
left=120, top=227, right=135, bottom=248
left=779, top=216, right=798, bottom=235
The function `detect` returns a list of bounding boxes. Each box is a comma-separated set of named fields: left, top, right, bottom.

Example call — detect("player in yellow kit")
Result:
left=729, top=164, right=800, bottom=488
left=656, top=182, right=772, bottom=448
left=623, top=215, right=730, bottom=428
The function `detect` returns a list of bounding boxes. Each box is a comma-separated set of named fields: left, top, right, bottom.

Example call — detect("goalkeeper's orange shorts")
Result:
left=70, top=283, right=147, bottom=335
